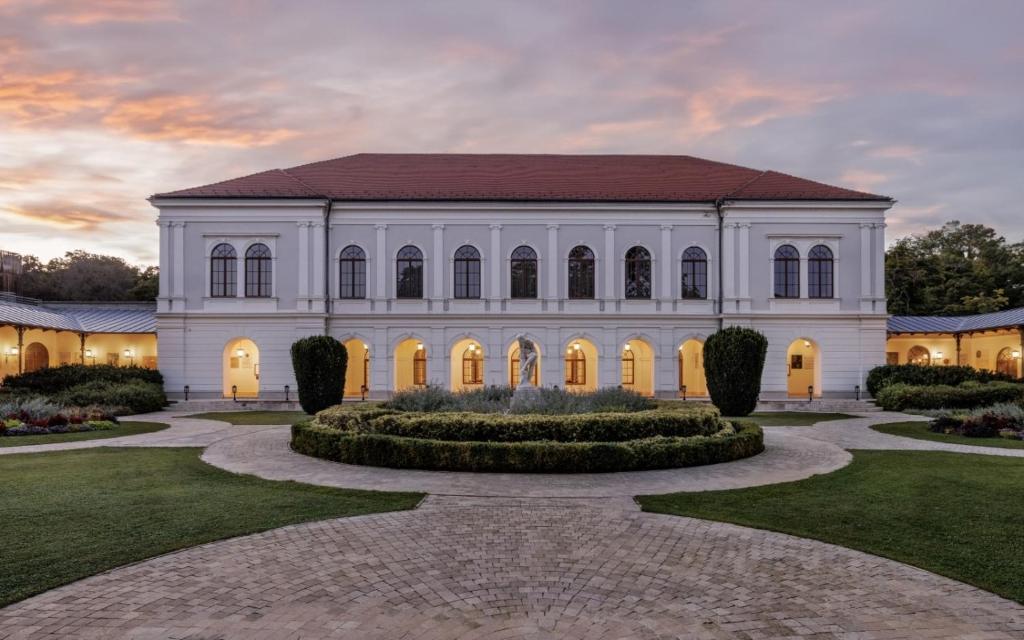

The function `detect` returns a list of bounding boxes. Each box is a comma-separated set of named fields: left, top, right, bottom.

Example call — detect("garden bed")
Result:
left=291, top=388, right=763, bottom=473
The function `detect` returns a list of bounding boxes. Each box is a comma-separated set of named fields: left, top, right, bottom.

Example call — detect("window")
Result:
left=210, top=243, right=237, bottom=297
left=996, top=347, right=1017, bottom=377
left=245, top=243, right=272, bottom=297
left=413, top=345, right=427, bottom=386
left=621, top=348, right=635, bottom=386
left=453, top=245, right=481, bottom=299
left=462, top=345, right=483, bottom=385
left=510, top=347, right=539, bottom=388
left=338, top=245, right=366, bottom=299
left=396, top=245, right=424, bottom=299
left=624, top=246, right=651, bottom=299
left=808, top=245, right=834, bottom=299
left=567, top=245, right=595, bottom=299
left=907, top=345, right=930, bottom=366
left=510, top=245, right=538, bottom=299
left=773, top=245, right=799, bottom=298
left=681, top=246, right=707, bottom=299
left=565, top=344, right=586, bottom=386
left=886, top=352, right=899, bottom=365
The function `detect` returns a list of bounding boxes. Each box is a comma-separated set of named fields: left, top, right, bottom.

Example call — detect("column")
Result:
left=157, top=221, right=171, bottom=302
left=374, top=224, right=387, bottom=300
left=297, top=222, right=310, bottom=303
left=431, top=224, right=445, bottom=301
left=659, top=225, right=672, bottom=302
left=172, top=222, right=185, bottom=300
left=489, top=224, right=502, bottom=302
left=859, top=223, right=872, bottom=300
left=546, top=224, right=559, bottom=300
left=873, top=223, right=886, bottom=306
left=738, top=223, right=750, bottom=301
left=311, top=221, right=325, bottom=306
left=721, top=222, right=735, bottom=302
left=799, top=253, right=809, bottom=299
left=603, top=224, right=616, bottom=300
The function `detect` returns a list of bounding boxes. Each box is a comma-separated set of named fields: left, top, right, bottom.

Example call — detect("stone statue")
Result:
left=515, top=334, right=538, bottom=389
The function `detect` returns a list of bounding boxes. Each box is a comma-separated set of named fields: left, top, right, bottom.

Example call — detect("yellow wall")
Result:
left=223, top=337, right=259, bottom=397
left=343, top=339, right=370, bottom=398
left=621, top=339, right=654, bottom=396
left=450, top=338, right=484, bottom=392
left=1, top=326, right=157, bottom=380
left=678, top=339, right=707, bottom=397
left=786, top=339, right=821, bottom=397
left=564, top=339, right=598, bottom=392
left=394, top=338, right=426, bottom=391
left=886, top=331, right=1022, bottom=376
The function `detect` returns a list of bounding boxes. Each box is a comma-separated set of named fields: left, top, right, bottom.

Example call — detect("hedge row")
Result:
left=57, top=380, right=167, bottom=414
left=291, top=420, right=764, bottom=473
left=866, top=364, right=1014, bottom=397
left=314, top=406, right=722, bottom=443
left=874, top=381, right=1024, bottom=411
left=1, top=364, right=163, bottom=393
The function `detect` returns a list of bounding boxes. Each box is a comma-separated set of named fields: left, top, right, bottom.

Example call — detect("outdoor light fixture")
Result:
left=680, top=384, right=687, bottom=401
left=123, top=348, right=135, bottom=366
left=855, top=384, right=861, bottom=401
left=184, top=385, right=190, bottom=401
left=416, top=342, right=424, bottom=351
left=573, top=342, right=581, bottom=351
left=1014, top=350, right=1021, bottom=359
left=803, top=340, right=811, bottom=348
left=808, top=385, right=814, bottom=402
left=231, top=384, right=238, bottom=402
left=468, top=343, right=476, bottom=352
left=235, top=348, right=246, bottom=358
left=623, top=343, right=631, bottom=351
left=363, top=343, right=369, bottom=351
left=935, top=351, right=943, bottom=361
left=284, top=384, right=290, bottom=402
left=3, top=346, right=15, bottom=364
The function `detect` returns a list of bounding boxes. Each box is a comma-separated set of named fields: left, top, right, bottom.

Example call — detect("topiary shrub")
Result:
left=703, top=327, right=768, bottom=416
left=866, top=363, right=1015, bottom=397
left=290, top=336, right=348, bottom=414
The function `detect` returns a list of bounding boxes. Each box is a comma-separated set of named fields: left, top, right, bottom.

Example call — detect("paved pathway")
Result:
left=4, top=410, right=1024, bottom=638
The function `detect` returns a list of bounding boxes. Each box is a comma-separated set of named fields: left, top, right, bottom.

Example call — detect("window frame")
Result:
left=510, top=245, right=538, bottom=299
left=621, top=348, right=635, bottom=386
left=808, top=244, right=834, bottom=299
left=773, top=245, right=800, bottom=299
left=244, top=243, right=272, bottom=298
left=396, top=245, right=424, bottom=299
left=210, top=243, right=237, bottom=298
left=338, top=244, right=366, bottom=300
left=565, top=347, right=586, bottom=386
left=461, top=346, right=483, bottom=385
left=412, top=347, right=427, bottom=386
left=624, top=246, right=652, bottom=300
left=567, top=245, right=596, bottom=300
left=680, top=246, right=707, bottom=300
left=453, top=245, right=481, bottom=300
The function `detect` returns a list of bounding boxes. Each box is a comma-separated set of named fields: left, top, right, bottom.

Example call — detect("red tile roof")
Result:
left=153, top=153, right=891, bottom=202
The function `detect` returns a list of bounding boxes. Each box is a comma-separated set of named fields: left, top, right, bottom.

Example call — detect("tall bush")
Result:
left=290, top=336, right=348, bottom=414
left=703, top=327, right=768, bottom=416
left=866, top=363, right=1014, bottom=397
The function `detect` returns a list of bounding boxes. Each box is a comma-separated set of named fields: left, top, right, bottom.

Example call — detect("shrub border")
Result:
left=291, top=419, right=764, bottom=474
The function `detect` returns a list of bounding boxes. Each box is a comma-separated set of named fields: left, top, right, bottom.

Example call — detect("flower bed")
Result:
left=1, top=397, right=120, bottom=438
left=927, top=403, right=1024, bottom=441
left=292, top=397, right=763, bottom=473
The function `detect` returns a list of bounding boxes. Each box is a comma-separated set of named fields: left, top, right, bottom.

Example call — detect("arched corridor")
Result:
left=394, top=338, right=427, bottom=391
left=450, top=338, right=484, bottom=392
left=223, top=338, right=259, bottom=398
left=678, top=339, right=707, bottom=397
left=787, top=338, right=821, bottom=398
left=621, top=338, right=654, bottom=396
left=563, top=338, right=598, bottom=392
left=342, top=339, right=370, bottom=398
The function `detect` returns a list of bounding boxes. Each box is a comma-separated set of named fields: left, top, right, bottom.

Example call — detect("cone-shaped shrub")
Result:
left=704, top=326, right=767, bottom=416
left=290, top=336, right=348, bottom=414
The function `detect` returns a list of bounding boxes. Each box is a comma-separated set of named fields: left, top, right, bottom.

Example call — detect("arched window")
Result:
left=245, top=243, right=272, bottom=297
left=413, top=344, right=427, bottom=386
left=681, top=246, right=707, bottom=299
left=808, top=245, right=834, bottom=299
left=453, top=245, right=481, bottom=299
left=624, top=246, right=651, bottom=299
left=396, top=245, right=424, bottom=299
left=210, top=243, right=237, bottom=298
left=773, top=245, right=800, bottom=298
left=565, top=344, right=586, bottom=386
left=567, top=245, right=595, bottom=299
left=339, top=245, right=366, bottom=299
left=907, top=345, right=930, bottom=366
left=996, top=347, right=1017, bottom=377
left=462, top=345, right=483, bottom=385
left=621, top=347, right=635, bottom=386
left=510, top=245, right=538, bottom=299
left=510, top=347, right=539, bottom=388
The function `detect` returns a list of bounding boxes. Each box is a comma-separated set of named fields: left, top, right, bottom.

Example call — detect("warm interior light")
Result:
left=235, top=348, right=246, bottom=358
left=803, top=340, right=811, bottom=348
left=85, top=348, right=93, bottom=357
left=8, top=346, right=17, bottom=355
left=935, top=351, right=943, bottom=359
left=363, top=343, right=369, bottom=351
left=124, top=349, right=133, bottom=358
left=1013, top=350, right=1021, bottom=359
left=416, top=343, right=424, bottom=351
left=573, top=342, right=581, bottom=351
left=623, top=343, right=631, bottom=351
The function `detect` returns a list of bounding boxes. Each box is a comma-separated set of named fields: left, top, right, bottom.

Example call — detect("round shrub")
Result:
left=290, top=336, right=348, bottom=415
left=703, top=327, right=768, bottom=416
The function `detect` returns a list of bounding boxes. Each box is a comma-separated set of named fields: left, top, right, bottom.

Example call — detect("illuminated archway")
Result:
left=394, top=338, right=427, bottom=391
left=564, top=338, right=598, bottom=392
left=907, top=345, right=930, bottom=366
left=342, top=338, right=370, bottom=398
left=223, top=338, right=259, bottom=398
left=621, top=338, right=654, bottom=396
left=677, top=339, right=707, bottom=397
left=450, top=337, right=484, bottom=392
left=24, top=342, right=49, bottom=373
left=787, top=338, right=821, bottom=398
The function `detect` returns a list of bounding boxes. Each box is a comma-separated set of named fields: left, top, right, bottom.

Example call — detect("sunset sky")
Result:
left=1, top=0, right=1022, bottom=266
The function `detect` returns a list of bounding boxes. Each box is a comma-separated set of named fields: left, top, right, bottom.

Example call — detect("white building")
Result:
left=150, top=153, right=892, bottom=400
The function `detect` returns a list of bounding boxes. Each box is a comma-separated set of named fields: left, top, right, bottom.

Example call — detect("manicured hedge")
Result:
left=866, top=364, right=1015, bottom=397
left=345, top=408, right=722, bottom=443
left=1, top=364, right=163, bottom=393
left=291, top=419, right=764, bottom=473
left=57, top=380, right=166, bottom=414
left=314, top=406, right=398, bottom=430
left=874, top=381, right=1024, bottom=411
left=290, top=336, right=348, bottom=414
left=704, top=327, right=768, bottom=417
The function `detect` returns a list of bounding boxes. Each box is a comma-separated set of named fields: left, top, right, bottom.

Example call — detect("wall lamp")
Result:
left=3, top=346, right=17, bottom=364
left=123, top=348, right=135, bottom=366
left=235, top=348, right=247, bottom=358
left=1013, top=350, right=1021, bottom=359
left=84, top=348, right=96, bottom=365
left=416, top=342, right=424, bottom=351
left=623, top=343, right=631, bottom=352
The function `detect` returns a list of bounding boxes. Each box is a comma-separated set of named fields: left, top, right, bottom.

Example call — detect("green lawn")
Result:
left=639, top=450, right=1024, bottom=603
left=0, top=447, right=422, bottom=607
left=728, top=411, right=854, bottom=427
left=0, top=421, right=169, bottom=448
left=871, top=420, right=1024, bottom=449
left=185, top=410, right=310, bottom=425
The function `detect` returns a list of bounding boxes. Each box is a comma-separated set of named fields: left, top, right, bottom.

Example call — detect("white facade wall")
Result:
left=152, top=199, right=890, bottom=399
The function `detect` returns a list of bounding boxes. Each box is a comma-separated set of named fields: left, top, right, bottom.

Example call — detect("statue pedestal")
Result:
left=509, top=385, right=542, bottom=413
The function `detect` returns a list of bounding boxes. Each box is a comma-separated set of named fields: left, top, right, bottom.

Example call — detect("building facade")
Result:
left=151, top=154, right=893, bottom=399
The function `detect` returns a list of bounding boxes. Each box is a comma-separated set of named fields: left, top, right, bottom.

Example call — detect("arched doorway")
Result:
left=564, top=338, right=598, bottom=392
left=508, top=341, right=540, bottom=389
left=450, top=338, right=484, bottom=392
left=787, top=338, right=821, bottom=398
left=907, top=345, right=930, bottom=366
left=24, top=342, right=49, bottom=373
left=996, top=347, right=1018, bottom=378
left=678, top=339, right=707, bottom=397
left=342, top=339, right=370, bottom=398
left=223, top=338, right=259, bottom=398
left=621, top=338, right=654, bottom=396
left=394, top=338, right=427, bottom=391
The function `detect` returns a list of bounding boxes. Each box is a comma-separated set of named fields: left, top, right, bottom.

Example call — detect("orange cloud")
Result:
left=102, top=95, right=297, bottom=146
left=0, top=70, right=116, bottom=124
left=3, top=200, right=135, bottom=231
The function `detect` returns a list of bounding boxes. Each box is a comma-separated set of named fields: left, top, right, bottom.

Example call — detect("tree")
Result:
left=15, top=251, right=158, bottom=301
left=290, top=336, right=348, bottom=414
left=886, top=221, right=1024, bottom=316
left=703, top=327, right=768, bottom=417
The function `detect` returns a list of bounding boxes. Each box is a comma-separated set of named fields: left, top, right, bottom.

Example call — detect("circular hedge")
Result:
left=291, top=405, right=764, bottom=473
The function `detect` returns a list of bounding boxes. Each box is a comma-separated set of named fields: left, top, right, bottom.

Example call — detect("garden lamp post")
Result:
left=232, top=385, right=238, bottom=402
left=184, top=384, right=190, bottom=401
left=680, top=384, right=687, bottom=401
left=284, top=384, right=290, bottom=402
left=808, top=385, right=814, bottom=403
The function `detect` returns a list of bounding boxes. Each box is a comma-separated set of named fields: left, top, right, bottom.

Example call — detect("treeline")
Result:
left=16, top=251, right=158, bottom=302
